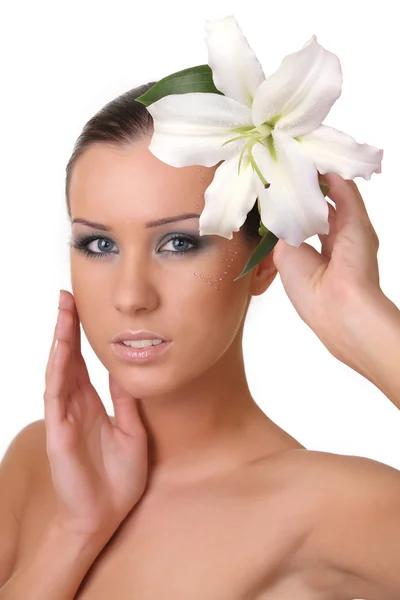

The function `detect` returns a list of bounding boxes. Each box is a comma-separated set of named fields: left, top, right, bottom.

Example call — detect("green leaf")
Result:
left=235, top=230, right=279, bottom=281
left=136, top=64, right=224, bottom=106
left=319, top=181, right=330, bottom=196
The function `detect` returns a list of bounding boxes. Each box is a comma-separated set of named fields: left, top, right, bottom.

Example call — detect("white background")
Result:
left=1, top=0, right=399, bottom=469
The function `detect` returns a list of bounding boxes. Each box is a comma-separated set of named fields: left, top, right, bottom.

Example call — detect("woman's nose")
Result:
left=113, top=256, right=159, bottom=315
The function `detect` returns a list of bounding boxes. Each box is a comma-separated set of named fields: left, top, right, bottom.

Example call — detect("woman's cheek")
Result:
left=191, top=237, right=246, bottom=291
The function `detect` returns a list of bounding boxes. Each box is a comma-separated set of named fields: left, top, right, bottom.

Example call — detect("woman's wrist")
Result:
left=51, top=515, right=119, bottom=550
left=341, top=287, right=400, bottom=406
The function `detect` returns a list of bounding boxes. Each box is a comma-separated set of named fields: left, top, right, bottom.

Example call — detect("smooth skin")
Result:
left=2, top=140, right=400, bottom=599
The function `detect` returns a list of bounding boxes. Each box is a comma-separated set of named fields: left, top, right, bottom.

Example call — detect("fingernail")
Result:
left=58, top=290, right=62, bottom=309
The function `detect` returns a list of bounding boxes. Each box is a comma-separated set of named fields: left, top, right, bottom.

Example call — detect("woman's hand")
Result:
left=44, top=290, right=148, bottom=540
left=272, top=172, right=395, bottom=368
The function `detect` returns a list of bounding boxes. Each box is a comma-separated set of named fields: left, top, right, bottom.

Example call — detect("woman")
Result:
left=0, top=80, right=399, bottom=600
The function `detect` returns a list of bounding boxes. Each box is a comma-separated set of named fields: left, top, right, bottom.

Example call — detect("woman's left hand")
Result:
left=272, top=172, right=391, bottom=368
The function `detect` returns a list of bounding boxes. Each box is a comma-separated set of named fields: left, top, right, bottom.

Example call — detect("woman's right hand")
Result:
left=43, top=290, right=148, bottom=540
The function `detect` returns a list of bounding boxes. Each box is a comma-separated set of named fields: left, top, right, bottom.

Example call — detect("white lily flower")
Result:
left=146, top=15, right=383, bottom=246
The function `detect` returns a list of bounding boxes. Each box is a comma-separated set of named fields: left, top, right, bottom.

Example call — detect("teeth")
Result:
left=122, top=339, right=164, bottom=348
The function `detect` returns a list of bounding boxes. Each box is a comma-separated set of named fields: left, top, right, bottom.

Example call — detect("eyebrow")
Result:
left=71, top=213, right=200, bottom=231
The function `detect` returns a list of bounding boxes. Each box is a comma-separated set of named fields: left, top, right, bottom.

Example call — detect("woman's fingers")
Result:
left=321, top=173, right=379, bottom=246
left=318, top=201, right=337, bottom=260
left=109, top=374, right=146, bottom=438
left=317, top=173, right=381, bottom=289
left=45, top=293, right=63, bottom=386
left=71, top=298, right=92, bottom=389
left=44, top=295, right=75, bottom=425
left=45, top=293, right=72, bottom=387
left=322, top=172, right=366, bottom=225
left=54, top=290, right=90, bottom=389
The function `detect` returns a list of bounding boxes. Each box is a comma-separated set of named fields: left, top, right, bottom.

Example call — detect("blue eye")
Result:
left=159, top=234, right=197, bottom=255
left=69, top=234, right=117, bottom=259
left=69, top=232, right=199, bottom=259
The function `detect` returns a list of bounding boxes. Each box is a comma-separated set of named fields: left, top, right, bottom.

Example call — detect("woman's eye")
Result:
left=70, top=233, right=199, bottom=260
left=160, top=236, right=196, bottom=254
left=69, top=235, right=117, bottom=259
left=86, top=238, right=117, bottom=255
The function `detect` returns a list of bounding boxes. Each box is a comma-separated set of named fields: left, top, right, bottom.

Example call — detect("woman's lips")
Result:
left=111, top=340, right=172, bottom=363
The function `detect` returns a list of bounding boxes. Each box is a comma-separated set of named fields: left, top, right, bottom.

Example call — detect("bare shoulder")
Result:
left=1, top=419, right=48, bottom=501
left=279, top=447, right=400, bottom=526
left=0, top=419, right=48, bottom=585
left=280, top=446, right=400, bottom=485
left=4, top=419, right=51, bottom=504
left=283, top=447, right=400, bottom=503
left=280, top=448, right=400, bottom=598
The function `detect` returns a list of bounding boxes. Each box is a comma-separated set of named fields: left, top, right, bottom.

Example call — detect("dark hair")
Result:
left=65, top=82, right=262, bottom=244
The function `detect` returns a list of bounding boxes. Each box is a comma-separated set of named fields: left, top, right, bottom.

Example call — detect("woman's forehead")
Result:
left=68, top=141, right=215, bottom=224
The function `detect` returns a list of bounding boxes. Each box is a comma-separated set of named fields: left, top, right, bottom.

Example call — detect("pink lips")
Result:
left=111, top=339, right=172, bottom=364
left=112, top=330, right=169, bottom=344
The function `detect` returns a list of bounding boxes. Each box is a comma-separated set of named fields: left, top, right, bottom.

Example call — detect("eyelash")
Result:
left=69, top=232, right=199, bottom=260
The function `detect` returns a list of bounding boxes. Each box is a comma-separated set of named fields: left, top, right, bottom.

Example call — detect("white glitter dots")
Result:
left=194, top=269, right=225, bottom=290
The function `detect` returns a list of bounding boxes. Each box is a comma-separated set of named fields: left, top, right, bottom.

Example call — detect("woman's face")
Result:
left=68, top=139, right=276, bottom=396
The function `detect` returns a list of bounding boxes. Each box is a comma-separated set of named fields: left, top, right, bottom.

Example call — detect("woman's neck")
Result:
left=135, top=340, right=266, bottom=486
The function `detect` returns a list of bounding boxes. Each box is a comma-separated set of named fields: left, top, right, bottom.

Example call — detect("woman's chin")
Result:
left=112, top=372, right=183, bottom=400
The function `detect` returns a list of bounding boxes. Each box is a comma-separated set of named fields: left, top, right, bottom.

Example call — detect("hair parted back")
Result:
left=65, top=81, right=262, bottom=244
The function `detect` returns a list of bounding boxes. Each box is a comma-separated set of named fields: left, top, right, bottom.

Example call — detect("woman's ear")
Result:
left=248, top=250, right=278, bottom=296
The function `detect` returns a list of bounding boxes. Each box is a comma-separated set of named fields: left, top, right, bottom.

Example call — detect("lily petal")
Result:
left=199, top=153, right=258, bottom=239
left=252, top=131, right=329, bottom=246
left=299, top=124, right=383, bottom=180
left=205, top=15, right=265, bottom=107
left=147, top=92, right=252, bottom=167
left=252, top=36, right=342, bottom=137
